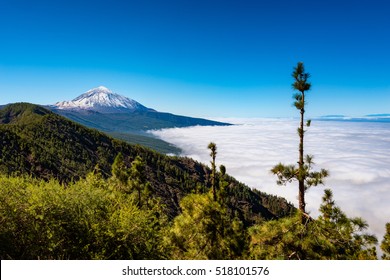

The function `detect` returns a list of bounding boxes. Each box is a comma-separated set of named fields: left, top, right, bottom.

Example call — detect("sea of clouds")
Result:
left=151, top=118, right=390, bottom=243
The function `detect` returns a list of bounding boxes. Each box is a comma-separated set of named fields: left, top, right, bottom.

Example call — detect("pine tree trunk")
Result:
left=298, top=91, right=306, bottom=214
left=212, top=158, right=216, bottom=202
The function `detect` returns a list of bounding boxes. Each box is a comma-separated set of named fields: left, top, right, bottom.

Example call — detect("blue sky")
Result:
left=0, top=0, right=389, bottom=118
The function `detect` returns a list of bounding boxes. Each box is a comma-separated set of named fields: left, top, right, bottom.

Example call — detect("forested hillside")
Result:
left=1, top=103, right=387, bottom=260
left=0, top=103, right=293, bottom=221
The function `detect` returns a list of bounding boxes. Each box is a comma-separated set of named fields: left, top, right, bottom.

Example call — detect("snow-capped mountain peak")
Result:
left=54, top=86, right=153, bottom=113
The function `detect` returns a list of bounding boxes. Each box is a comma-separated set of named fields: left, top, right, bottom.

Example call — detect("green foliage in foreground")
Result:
left=0, top=174, right=383, bottom=260
left=248, top=189, right=378, bottom=260
left=164, top=193, right=248, bottom=260
left=0, top=175, right=166, bottom=259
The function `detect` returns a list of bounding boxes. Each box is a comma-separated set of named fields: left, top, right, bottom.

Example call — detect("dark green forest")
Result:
left=1, top=63, right=389, bottom=259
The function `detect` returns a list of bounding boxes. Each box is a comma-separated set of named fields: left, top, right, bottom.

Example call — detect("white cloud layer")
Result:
left=151, top=119, right=390, bottom=243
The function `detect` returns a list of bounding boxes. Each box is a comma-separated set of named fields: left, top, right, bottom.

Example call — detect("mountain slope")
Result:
left=0, top=103, right=294, bottom=222
left=53, top=108, right=230, bottom=133
left=51, top=86, right=230, bottom=131
left=49, top=86, right=231, bottom=154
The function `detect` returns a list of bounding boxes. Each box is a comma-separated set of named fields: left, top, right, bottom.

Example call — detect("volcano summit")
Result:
left=54, top=86, right=154, bottom=113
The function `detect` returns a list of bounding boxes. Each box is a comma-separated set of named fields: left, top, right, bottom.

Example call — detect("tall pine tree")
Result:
left=129, top=156, right=149, bottom=207
left=271, top=62, right=328, bottom=219
left=112, top=152, right=130, bottom=192
left=208, top=142, right=217, bottom=201
left=381, top=223, right=390, bottom=259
